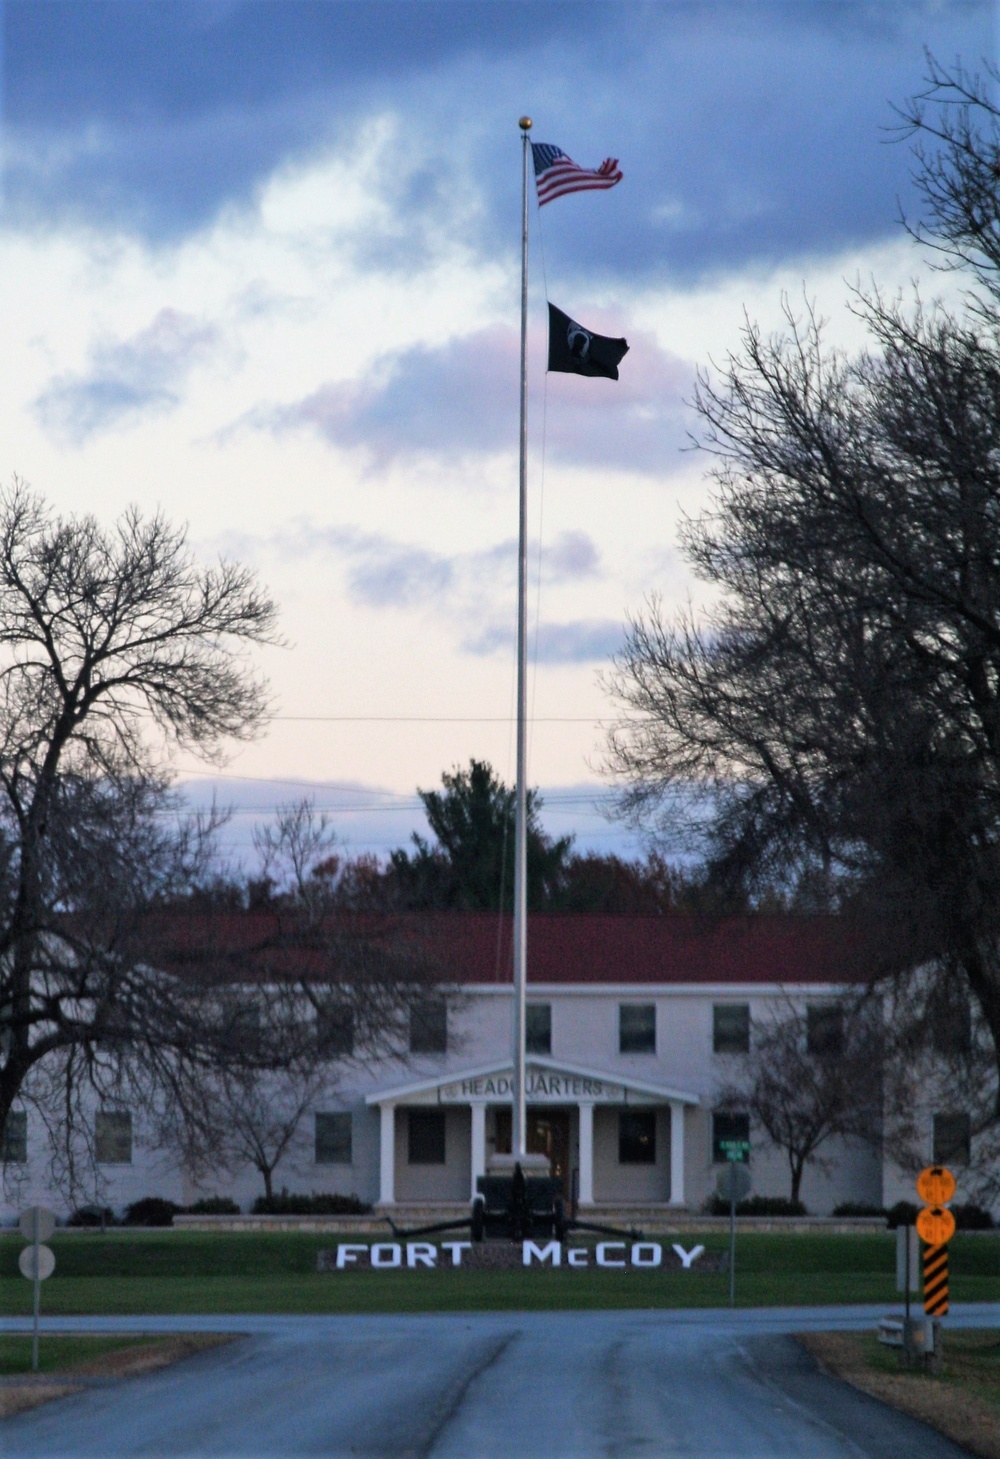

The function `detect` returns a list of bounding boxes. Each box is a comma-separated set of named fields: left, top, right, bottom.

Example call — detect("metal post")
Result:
left=512, top=116, right=532, bottom=1160
left=905, top=1224, right=911, bottom=1321
left=31, top=1208, right=40, bottom=1373
left=728, top=1182, right=736, bottom=1307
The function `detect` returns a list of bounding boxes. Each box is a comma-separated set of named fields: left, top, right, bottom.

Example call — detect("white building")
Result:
left=0, top=912, right=979, bottom=1220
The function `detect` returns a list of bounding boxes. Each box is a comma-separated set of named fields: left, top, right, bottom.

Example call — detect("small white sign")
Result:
left=18, top=1207, right=56, bottom=1243
left=19, top=1244, right=56, bottom=1282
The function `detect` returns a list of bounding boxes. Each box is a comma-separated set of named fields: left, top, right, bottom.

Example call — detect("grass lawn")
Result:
left=0, top=1334, right=182, bottom=1377
left=860, top=1327, right=1000, bottom=1410
left=1, top=1230, right=996, bottom=1315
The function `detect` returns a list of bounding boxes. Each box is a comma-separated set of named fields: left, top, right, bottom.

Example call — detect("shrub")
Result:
left=187, top=1196, right=241, bottom=1216
left=68, top=1204, right=116, bottom=1228
left=833, top=1203, right=886, bottom=1218
left=250, top=1191, right=372, bottom=1216
left=952, top=1203, right=994, bottom=1230
left=886, top=1201, right=920, bottom=1228
left=123, top=1197, right=184, bottom=1227
left=705, top=1194, right=807, bottom=1217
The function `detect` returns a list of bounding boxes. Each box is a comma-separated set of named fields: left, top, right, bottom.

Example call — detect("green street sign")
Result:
left=720, top=1139, right=750, bottom=1161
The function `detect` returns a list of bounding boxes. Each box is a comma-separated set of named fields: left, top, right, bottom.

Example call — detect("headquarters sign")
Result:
left=439, top=1072, right=626, bottom=1104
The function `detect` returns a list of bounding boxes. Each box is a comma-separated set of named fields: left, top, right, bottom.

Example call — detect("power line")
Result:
left=165, top=802, right=619, bottom=819
left=269, top=715, right=619, bottom=724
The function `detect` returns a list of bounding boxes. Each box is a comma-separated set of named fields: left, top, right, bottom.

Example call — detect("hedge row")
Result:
left=68, top=1192, right=372, bottom=1227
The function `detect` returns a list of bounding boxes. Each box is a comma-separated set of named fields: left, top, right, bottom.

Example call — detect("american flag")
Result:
left=531, top=143, right=623, bottom=206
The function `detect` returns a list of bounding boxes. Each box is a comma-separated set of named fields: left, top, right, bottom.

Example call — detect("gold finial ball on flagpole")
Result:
left=519, top=117, right=532, bottom=131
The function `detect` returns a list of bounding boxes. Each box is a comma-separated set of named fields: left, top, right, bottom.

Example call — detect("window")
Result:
left=315, top=1112, right=352, bottom=1165
left=410, top=998, right=447, bottom=1055
left=931, top=993, right=972, bottom=1058
left=712, top=1111, right=750, bottom=1164
left=807, top=1003, right=844, bottom=1056
left=619, top=1003, right=656, bottom=1054
left=1, top=1110, right=27, bottom=1164
left=408, top=1110, right=446, bottom=1164
left=317, top=1005, right=354, bottom=1057
left=95, top=1110, right=132, bottom=1164
left=713, top=1003, right=750, bottom=1054
left=218, top=998, right=260, bottom=1055
left=526, top=1003, right=552, bottom=1055
left=933, top=1112, right=971, bottom=1166
left=619, top=1111, right=656, bottom=1164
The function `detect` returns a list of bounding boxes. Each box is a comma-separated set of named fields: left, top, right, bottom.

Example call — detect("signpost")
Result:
left=916, top=1165, right=956, bottom=1323
left=18, top=1206, right=56, bottom=1372
left=895, top=1224, right=919, bottom=1319
left=878, top=1165, right=956, bottom=1366
left=716, top=1144, right=751, bottom=1306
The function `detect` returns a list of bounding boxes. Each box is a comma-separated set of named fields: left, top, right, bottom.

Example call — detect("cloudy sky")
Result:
left=1, top=0, right=995, bottom=864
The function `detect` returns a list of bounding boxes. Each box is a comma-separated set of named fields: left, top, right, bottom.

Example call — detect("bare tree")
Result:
left=239, top=799, right=451, bottom=1055
left=880, top=973, right=1000, bottom=1211
left=0, top=482, right=280, bottom=1195
left=717, top=998, right=883, bottom=1206
left=213, top=1065, right=334, bottom=1203
left=606, top=66, right=1000, bottom=1111
left=253, top=798, right=343, bottom=918
left=159, top=800, right=452, bottom=1198
left=894, top=53, right=1000, bottom=315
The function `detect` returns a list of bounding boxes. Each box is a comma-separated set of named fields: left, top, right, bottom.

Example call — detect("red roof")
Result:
left=151, top=909, right=872, bottom=987
left=406, top=911, right=870, bottom=985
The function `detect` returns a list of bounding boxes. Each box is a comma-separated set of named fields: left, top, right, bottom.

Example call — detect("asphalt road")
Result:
left=3, top=1305, right=998, bottom=1459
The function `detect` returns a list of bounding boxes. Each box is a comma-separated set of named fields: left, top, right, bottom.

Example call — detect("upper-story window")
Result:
left=410, top=997, right=447, bottom=1055
left=95, top=1110, right=132, bottom=1165
left=713, top=1003, right=750, bottom=1054
left=931, top=991, right=972, bottom=1058
left=619, top=1003, right=656, bottom=1055
left=933, top=1112, right=971, bottom=1166
left=218, top=998, right=260, bottom=1056
left=317, top=1004, right=355, bottom=1057
left=1, top=1110, right=27, bottom=1164
left=526, top=1003, right=552, bottom=1055
left=806, top=1003, right=844, bottom=1056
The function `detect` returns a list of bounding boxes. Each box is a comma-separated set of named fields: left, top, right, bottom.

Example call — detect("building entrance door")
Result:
left=493, top=1108, right=571, bottom=1196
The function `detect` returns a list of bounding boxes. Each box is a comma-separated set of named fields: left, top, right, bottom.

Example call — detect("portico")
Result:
left=366, top=1057, right=698, bottom=1208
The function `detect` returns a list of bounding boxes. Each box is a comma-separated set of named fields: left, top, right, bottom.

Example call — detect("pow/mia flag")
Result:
left=547, top=303, right=628, bottom=380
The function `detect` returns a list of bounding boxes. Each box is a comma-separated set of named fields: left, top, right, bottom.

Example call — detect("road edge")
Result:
left=797, top=1331, right=999, bottom=1459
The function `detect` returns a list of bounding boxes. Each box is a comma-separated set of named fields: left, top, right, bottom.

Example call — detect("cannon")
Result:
left=386, top=1161, right=644, bottom=1243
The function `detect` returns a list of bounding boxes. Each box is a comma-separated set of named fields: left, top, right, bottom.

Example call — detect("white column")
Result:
left=470, top=1103, right=486, bottom=1199
left=669, top=1101, right=685, bottom=1207
left=577, top=1102, right=594, bottom=1206
left=379, top=1103, right=395, bottom=1206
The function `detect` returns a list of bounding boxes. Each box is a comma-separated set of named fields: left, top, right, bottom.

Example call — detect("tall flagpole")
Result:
left=513, top=116, right=532, bottom=1160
